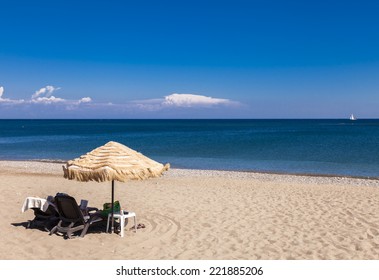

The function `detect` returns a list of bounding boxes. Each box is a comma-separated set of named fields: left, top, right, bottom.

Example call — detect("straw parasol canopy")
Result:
left=63, top=141, right=169, bottom=182
left=62, top=141, right=169, bottom=233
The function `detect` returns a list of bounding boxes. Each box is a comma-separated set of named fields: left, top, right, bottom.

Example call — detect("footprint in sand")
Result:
left=367, top=228, right=379, bottom=237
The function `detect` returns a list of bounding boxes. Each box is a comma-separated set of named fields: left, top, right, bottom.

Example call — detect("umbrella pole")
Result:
left=111, top=180, right=114, bottom=233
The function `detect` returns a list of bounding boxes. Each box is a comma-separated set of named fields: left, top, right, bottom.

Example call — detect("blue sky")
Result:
left=0, top=0, right=378, bottom=118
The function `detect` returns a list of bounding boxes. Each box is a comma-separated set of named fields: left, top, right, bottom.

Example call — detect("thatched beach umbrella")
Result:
left=63, top=141, right=169, bottom=233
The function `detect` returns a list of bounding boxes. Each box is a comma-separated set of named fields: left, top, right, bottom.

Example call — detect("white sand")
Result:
left=1, top=160, right=379, bottom=260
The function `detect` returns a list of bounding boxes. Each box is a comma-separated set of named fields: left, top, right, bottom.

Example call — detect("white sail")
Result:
left=350, top=114, right=356, bottom=121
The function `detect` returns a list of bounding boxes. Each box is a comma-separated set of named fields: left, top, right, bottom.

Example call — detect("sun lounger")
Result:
left=49, top=195, right=102, bottom=239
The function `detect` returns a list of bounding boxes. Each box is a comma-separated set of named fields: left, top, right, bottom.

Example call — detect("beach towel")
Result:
left=21, top=197, right=49, bottom=213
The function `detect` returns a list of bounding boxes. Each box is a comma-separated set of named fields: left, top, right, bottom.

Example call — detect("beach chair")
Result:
left=49, top=195, right=102, bottom=239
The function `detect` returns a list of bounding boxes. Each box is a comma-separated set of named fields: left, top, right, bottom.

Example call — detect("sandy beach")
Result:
left=1, top=160, right=379, bottom=260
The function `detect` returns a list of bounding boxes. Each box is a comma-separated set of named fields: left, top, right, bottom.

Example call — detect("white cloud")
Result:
left=0, top=86, right=25, bottom=104
left=78, top=97, right=92, bottom=103
left=29, top=85, right=93, bottom=106
left=31, top=96, right=66, bottom=104
left=0, top=85, right=92, bottom=107
left=162, top=93, right=232, bottom=107
left=131, top=93, right=239, bottom=111
left=31, top=85, right=65, bottom=104
left=0, top=87, right=241, bottom=117
left=32, top=85, right=60, bottom=99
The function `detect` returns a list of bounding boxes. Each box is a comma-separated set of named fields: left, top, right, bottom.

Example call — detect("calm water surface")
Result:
left=1, top=119, right=379, bottom=178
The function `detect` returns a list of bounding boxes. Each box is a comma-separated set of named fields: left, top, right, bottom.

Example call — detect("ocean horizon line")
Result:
left=0, top=118, right=378, bottom=121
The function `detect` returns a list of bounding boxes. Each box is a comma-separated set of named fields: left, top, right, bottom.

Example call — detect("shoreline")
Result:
left=1, top=159, right=378, bottom=182
left=0, top=160, right=378, bottom=189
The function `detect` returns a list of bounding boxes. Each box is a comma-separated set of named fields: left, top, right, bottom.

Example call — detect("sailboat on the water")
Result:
left=349, top=114, right=356, bottom=121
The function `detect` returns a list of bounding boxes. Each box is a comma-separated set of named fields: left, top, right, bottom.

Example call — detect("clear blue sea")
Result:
left=1, top=119, right=379, bottom=178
